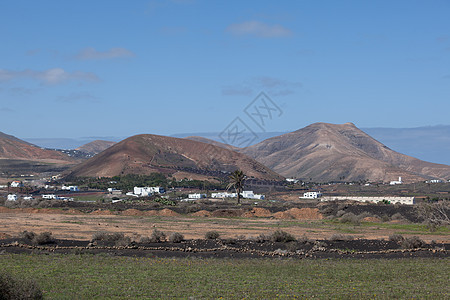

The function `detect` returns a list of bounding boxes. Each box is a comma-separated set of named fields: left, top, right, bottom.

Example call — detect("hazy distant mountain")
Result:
left=240, top=123, right=450, bottom=182
left=23, top=136, right=124, bottom=150
left=65, top=134, right=283, bottom=181
left=75, top=140, right=116, bottom=156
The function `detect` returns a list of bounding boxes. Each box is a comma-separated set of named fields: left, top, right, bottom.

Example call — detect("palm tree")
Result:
left=227, top=170, right=246, bottom=204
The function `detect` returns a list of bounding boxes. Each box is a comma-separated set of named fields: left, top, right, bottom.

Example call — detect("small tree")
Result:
left=227, top=170, right=245, bottom=204
left=416, top=200, right=449, bottom=231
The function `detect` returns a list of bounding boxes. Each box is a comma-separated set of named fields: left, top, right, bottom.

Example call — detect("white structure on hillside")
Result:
left=321, top=196, right=415, bottom=205
left=426, top=179, right=443, bottom=184
left=7, top=194, right=17, bottom=201
left=10, top=181, right=23, bottom=188
left=390, top=177, right=403, bottom=185
left=133, top=186, right=165, bottom=197
left=61, top=185, right=79, bottom=192
left=211, top=191, right=264, bottom=200
left=286, top=178, right=299, bottom=184
left=211, top=192, right=237, bottom=198
left=188, top=193, right=207, bottom=199
left=241, top=190, right=265, bottom=200
left=300, top=191, right=323, bottom=199
left=42, top=194, right=57, bottom=199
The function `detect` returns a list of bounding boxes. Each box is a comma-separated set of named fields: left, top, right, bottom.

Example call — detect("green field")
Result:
left=1, top=254, right=448, bottom=299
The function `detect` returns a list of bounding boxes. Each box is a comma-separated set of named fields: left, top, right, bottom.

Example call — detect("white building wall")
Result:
left=321, top=196, right=415, bottom=205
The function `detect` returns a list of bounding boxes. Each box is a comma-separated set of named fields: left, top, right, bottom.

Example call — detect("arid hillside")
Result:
left=0, top=131, right=74, bottom=163
left=241, top=122, right=450, bottom=182
left=66, top=134, right=283, bottom=181
left=76, top=140, right=116, bottom=155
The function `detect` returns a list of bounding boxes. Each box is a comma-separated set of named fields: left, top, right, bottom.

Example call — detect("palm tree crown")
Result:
left=227, top=170, right=246, bottom=204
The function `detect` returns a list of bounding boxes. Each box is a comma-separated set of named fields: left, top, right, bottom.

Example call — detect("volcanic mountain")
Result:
left=76, top=140, right=116, bottom=156
left=184, top=136, right=239, bottom=151
left=0, top=131, right=74, bottom=163
left=240, top=122, right=450, bottom=182
left=0, top=131, right=78, bottom=175
left=65, top=134, right=283, bottom=181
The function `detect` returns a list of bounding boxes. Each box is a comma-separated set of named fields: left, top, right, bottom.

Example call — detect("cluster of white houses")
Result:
left=210, top=191, right=265, bottom=200
left=126, top=186, right=166, bottom=197
left=187, top=191, right=265, bottom=200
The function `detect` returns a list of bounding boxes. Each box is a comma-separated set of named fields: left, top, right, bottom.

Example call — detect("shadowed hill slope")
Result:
left=75, top=140, right=116, bottom=155
left=66, top=134, right=283, bottom=181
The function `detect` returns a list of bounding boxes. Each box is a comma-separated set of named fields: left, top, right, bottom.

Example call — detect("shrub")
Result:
left=298, top=235, right=313, bottom=244
left=168, top=232, right=184, bottom=243
left=381, top=214, right=391, bottom=222
left=336, top=210, right=346, bottom=218
left=389, top=234, right=404, bottom=243
left=340, top=212, right=360, bottom=225
left=19, top=231, right=36, bottom=240
left=254, top=234, right=270, bottom=243
left=270, top=230, right=296, bottom=243
left=330, top=234, right=354, bottom=241
left=400, top=236, right=425, bottom=249
left=205, top=231, right=220, bottom=239
left=32, top=232, right=55, bottom=245
left=357, top=212, right=374, bottom=220
left=91, top=232, right=130, bottom=246
left=0, top=272, right=43, bottom=300
left=391, top=213, right=405, bottom=221
left=151, top=229, right=166, bottom=242
left=139, top=236, right=151, bottom=243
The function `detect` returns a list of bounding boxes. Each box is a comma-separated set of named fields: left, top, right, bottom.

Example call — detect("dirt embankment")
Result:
left=0, top=206, right=323, bottom=220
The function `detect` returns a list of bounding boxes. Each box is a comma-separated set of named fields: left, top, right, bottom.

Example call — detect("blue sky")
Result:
left=1, top=0, right=449, bottom=139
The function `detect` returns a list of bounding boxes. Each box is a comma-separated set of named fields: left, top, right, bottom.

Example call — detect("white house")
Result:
left=300, top=191, right=323, bottom=199
left=211, top=192, right=237, bottom=198
left=7, top=194, right=18, bottom=201
left=321, top=196, right=415, bottom=205
left=10, top=181, right=23, bottom=188
left=286, top=178, right=299, bottom=184
left=188, top=193, right=207, bottom=199
left=211, top=191, right=264, bottom=200
left=426, top=179, right=443, bottom=184
left=61, top=185, right=79, bottom=192
left=42, top=194, right=57, bottom=199
left=133, top=186, right=165, bottom=197
left=390, top=177, right=403, bottom=185
left=241, top=190, right=265, bottom=200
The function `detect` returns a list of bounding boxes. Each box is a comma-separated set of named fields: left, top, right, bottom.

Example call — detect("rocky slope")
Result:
left=65, top=134, right=283, bottom=181
left=240, top=123, right=450, bottom=182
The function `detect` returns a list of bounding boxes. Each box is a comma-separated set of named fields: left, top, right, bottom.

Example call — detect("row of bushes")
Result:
left=15, top=230, right=428, bottom=250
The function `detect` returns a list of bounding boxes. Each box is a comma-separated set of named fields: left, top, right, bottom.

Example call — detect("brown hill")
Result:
left=185, top=136, right=239, bottom=151
left=65, top=134, right=283, bottom=181
left=76, top=140, right=116, bottom=155
left=240, top=122, right=450, bottom=183
left=0, top=131, right=74, bottom=163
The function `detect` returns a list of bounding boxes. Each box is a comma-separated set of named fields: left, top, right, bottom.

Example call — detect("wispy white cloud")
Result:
left=75, top=47, right=135, bottom=60
left=226, top=21, right=292, bottom=38
left=56, top=92, right=100, bottom=103
left=0, top=68, right=99, bottom=85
